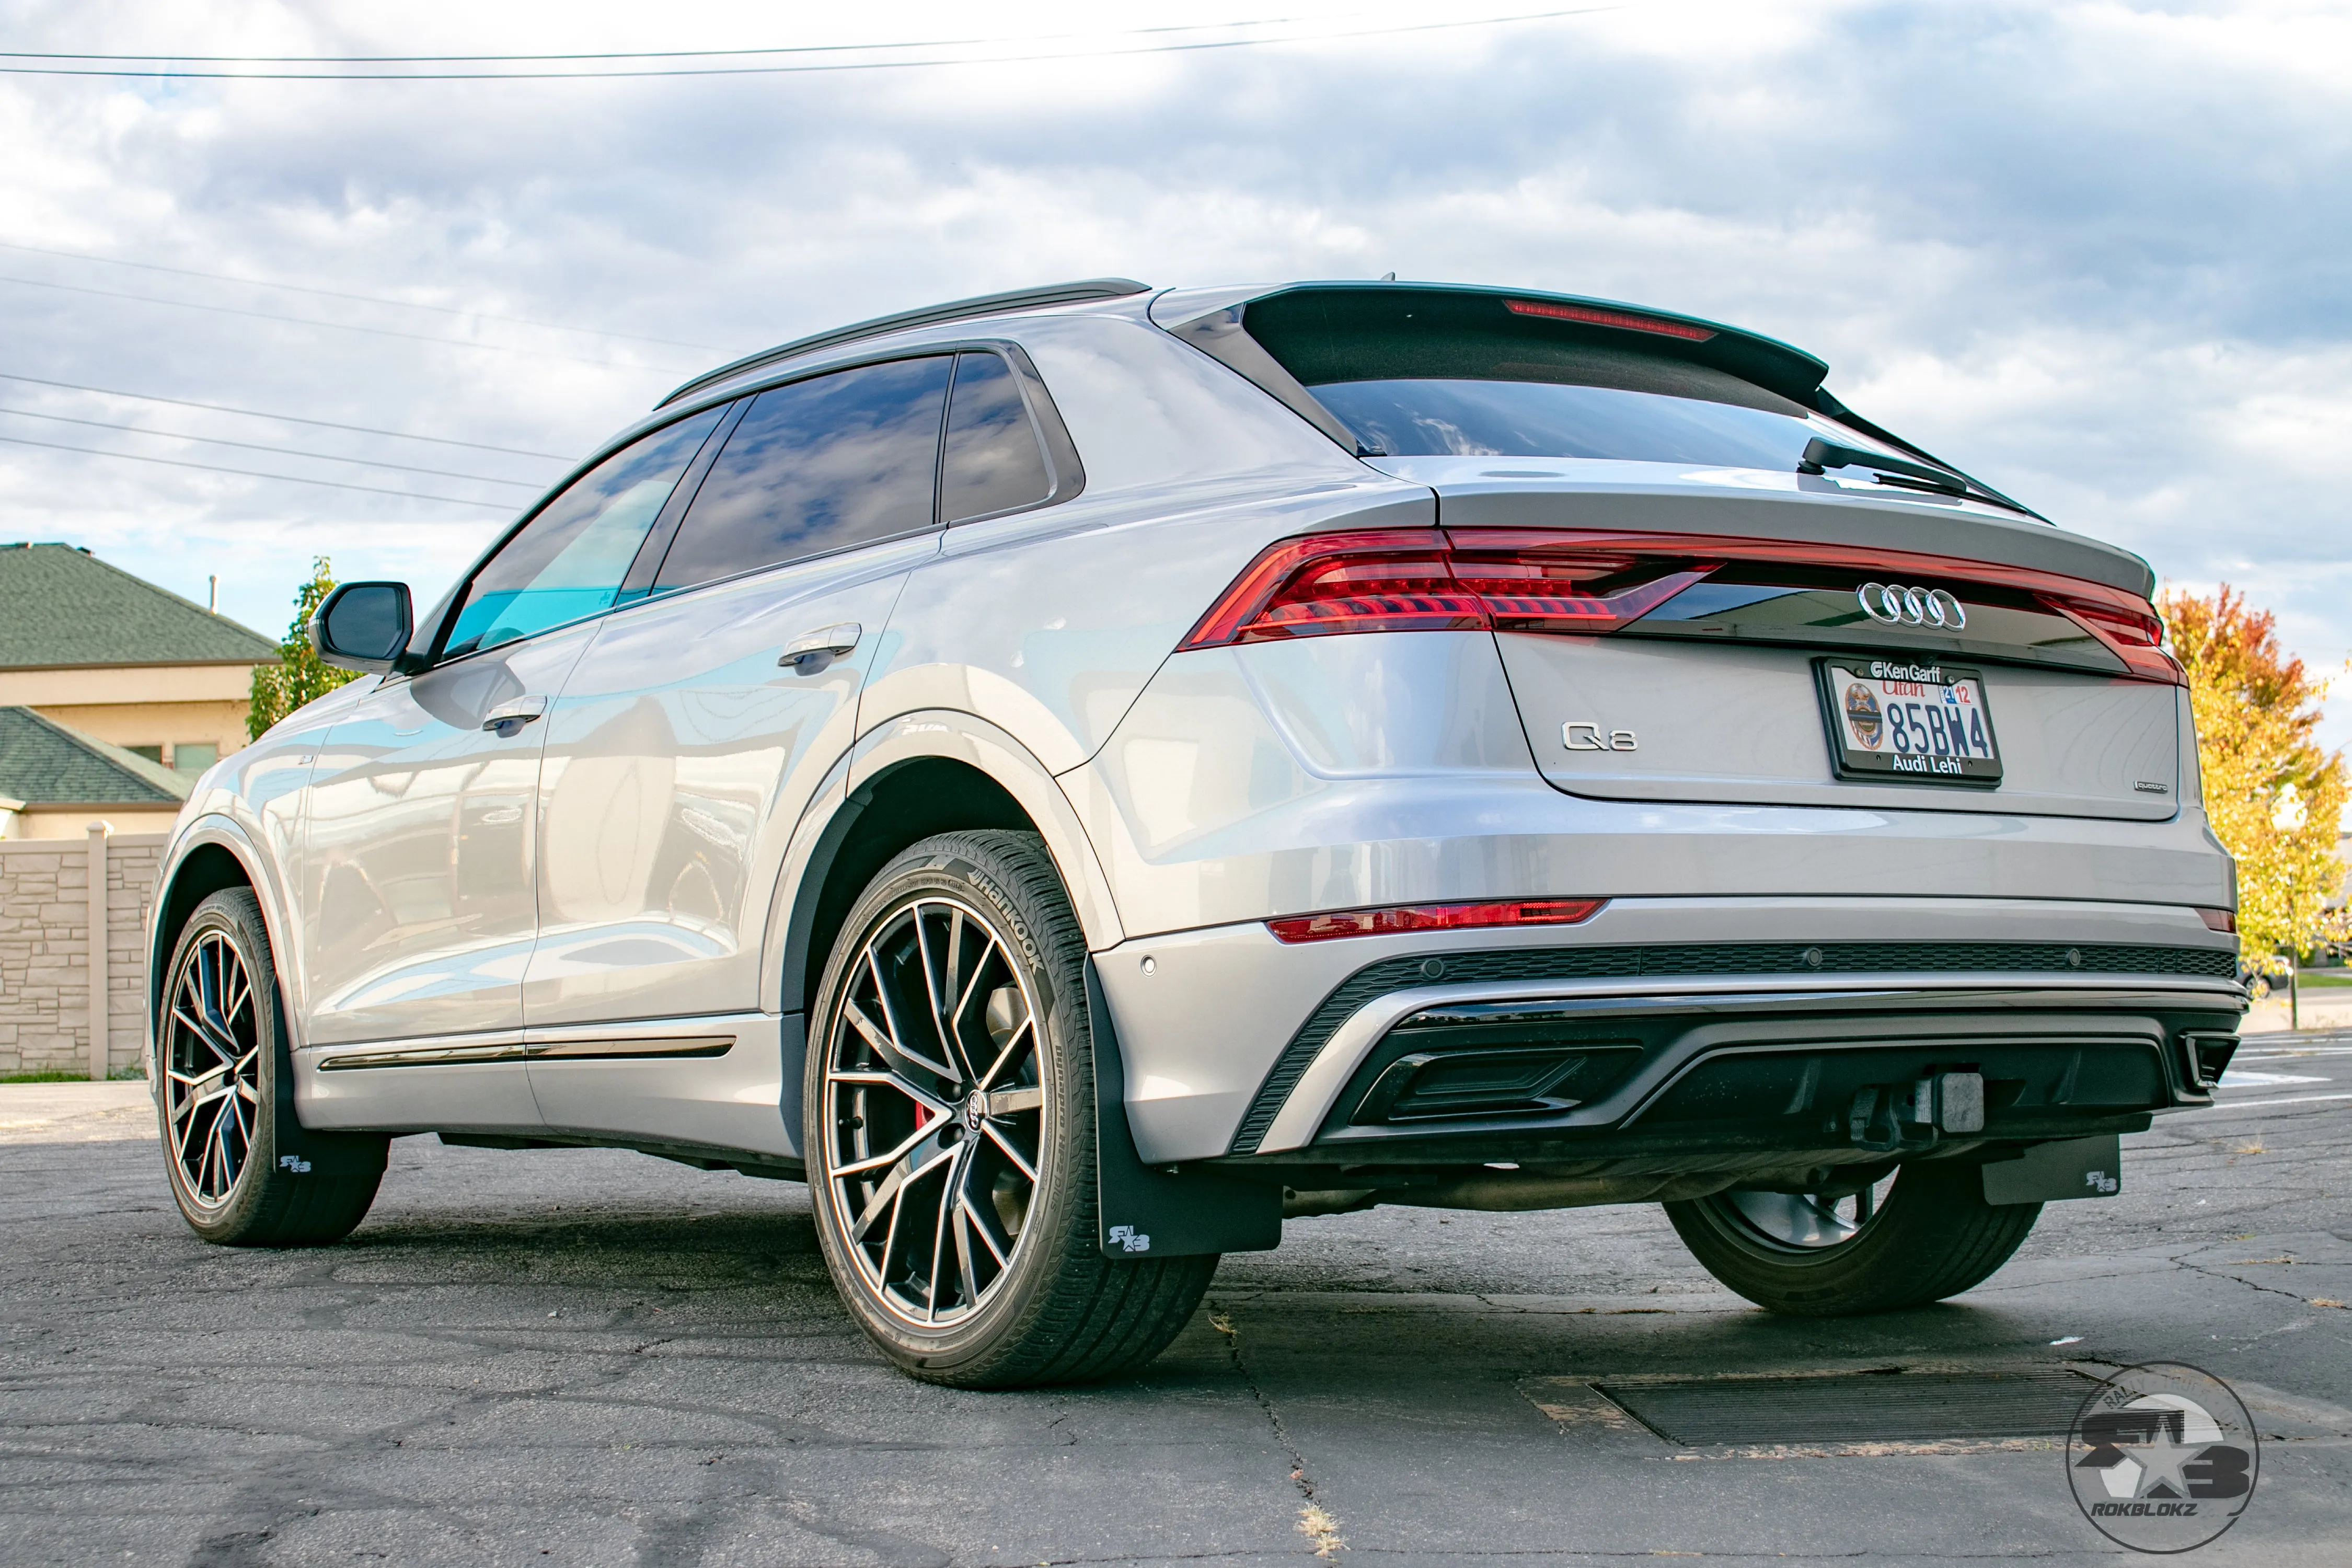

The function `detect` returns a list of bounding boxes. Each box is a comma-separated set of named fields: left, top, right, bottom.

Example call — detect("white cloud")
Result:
left=0, top=0, right=2346, bottom=756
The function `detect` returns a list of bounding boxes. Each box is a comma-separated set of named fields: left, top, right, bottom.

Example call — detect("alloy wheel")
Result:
left=1719, top=1173, right=1898, bottom=1251
left=163, top=928, right=264, bottom=1211
left=821, top=895, right=1048, bottom=1328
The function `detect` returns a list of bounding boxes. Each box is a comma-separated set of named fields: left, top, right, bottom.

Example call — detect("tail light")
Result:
left=1181, top=526, right=2186, bottom=686
left=1445, top=532, right=1716, bottom=632
left=1180, top=528, right=1716, bottom=648
left=1267, top=897, right=1606, bottom=944
left=2041, top=595, right=2186, bottom=684
left=1178, top=529, right=1481, bottom=646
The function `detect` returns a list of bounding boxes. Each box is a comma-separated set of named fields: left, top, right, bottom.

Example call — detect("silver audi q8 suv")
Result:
left=148, top=279, right=2243, bottom=1387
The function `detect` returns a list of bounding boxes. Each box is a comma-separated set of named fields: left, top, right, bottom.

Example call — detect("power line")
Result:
left=0, top=371, right=575, bottom=458
left=0, top=238, right=719, bottom=351
left=0, top=406, right=546, bottom=487
left=0, top=18, right=1259, bottom=62
left=0, top=271, right=692, bottom=370
left=0, top=8, right=1615, bottom=79
left=0, top=432, right=517, bottom=510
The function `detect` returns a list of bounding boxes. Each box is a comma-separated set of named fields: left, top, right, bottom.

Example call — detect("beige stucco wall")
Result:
left=0, top=830, right=166, bottom=1078
left=0, top=661, right=261, bottom=767
left=11, top=806, right=184, bottom=840
left=33, top=700, right=249, bottom=766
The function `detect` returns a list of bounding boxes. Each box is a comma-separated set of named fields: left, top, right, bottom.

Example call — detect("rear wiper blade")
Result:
left=1796, top=438, right=2042, bottom=520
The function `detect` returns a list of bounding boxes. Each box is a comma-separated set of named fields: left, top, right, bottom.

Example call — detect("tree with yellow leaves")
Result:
left=2158, top=584, right=2348, bottom=974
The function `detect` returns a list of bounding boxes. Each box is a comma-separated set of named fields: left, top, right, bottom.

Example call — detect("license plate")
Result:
left=1816, top=658, right=2002, bottom=785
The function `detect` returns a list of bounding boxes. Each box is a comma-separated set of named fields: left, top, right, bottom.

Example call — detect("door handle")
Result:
left=779, top=622, right=861, bottom=670
left=481, top=695, right=548, bottom=736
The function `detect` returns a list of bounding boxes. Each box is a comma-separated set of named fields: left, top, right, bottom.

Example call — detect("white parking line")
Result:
left=2172, top=1092, right=2352, bottom=1115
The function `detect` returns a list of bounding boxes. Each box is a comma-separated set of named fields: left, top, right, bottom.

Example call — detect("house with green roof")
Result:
left=0, top=706, right=193, bottom=838
left=0, top=543, right=278, bottom=837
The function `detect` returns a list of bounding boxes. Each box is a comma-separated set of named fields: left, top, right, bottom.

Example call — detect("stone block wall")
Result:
left=0, top=832, right=166, bottom=1077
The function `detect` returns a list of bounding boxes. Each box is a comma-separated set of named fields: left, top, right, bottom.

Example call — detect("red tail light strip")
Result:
left=2039, top=594, right=2180, bottom=684
left=1180, top=527, right=2185, bottom=685
left=1267, top=897, right=1607, bottom=944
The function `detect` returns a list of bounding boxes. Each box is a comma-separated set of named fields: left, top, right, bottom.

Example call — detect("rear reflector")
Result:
left=2196, top=908, right=2237, bottom=934
left=1180, top=526, right=2187, bottom=686
left=1267, top=897, right=1606, bottom=944
left=1505, top=298, right=1716, bottom=342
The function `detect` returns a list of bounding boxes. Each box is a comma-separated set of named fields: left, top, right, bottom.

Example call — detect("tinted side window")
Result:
left=942, top=352, right=1053, bottom=523
left=654, top=356, right=951, bottom=591
left=445, top=407, right=723, bottom=657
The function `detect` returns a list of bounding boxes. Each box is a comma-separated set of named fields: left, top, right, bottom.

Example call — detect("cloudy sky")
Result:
left=3, top=1, right=2348, bottom=732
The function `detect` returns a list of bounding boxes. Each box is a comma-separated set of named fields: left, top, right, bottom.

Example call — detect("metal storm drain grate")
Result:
left=1592, top=1367, right=2099, bottom=1447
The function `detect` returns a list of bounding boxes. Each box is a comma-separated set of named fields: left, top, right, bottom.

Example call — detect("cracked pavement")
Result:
left=3, top=1044, right=2347, bottom=1566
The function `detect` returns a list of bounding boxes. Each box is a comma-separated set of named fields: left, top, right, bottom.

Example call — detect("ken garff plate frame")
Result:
left=1814, top=655, right=2004, bottom=787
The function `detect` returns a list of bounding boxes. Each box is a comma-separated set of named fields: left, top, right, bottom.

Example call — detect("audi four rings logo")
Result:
left=1858, top=582, right=1967, bottom=629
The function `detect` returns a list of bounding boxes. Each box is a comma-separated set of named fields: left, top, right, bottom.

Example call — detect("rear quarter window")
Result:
left=941, top=351, right=1053, bottom=523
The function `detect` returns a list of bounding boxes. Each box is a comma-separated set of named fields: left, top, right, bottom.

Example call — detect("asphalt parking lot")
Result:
left=4, top=1042, right=2348, bottom=1567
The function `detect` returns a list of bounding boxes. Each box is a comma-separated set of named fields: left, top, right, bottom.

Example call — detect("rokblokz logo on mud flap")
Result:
left=2067, top=1362, right=2258, bottom=1552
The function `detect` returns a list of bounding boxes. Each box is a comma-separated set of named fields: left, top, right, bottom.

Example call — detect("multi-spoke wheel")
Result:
left=824, top=893, right=1047, bottom=1327
left=1665, top=1159, right=2042, bottom=1316
left=156, top=889, right=386, bottom=1246
left=805, top=831, right=1216, bottom=1387
left=163, top=922, right=264, bottom=1213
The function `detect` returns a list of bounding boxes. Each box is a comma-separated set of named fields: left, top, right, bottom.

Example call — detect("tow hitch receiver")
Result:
left=1911, top=1071, right=1985, bottom=1133
left=1849, top=1071, right=1985, bottom=1149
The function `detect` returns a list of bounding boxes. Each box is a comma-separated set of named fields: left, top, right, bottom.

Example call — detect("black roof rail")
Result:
left=655, top=277, right=1152, bottom=409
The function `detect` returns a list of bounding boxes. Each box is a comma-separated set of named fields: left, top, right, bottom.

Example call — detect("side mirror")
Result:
left=309, top=581, right=414, bottom=674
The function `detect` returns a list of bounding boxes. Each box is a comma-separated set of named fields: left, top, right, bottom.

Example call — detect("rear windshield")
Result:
left=1314, top=377, right=1898, bottom=468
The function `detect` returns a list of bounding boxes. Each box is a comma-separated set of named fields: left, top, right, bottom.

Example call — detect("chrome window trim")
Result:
left=419, top=338, right=1089, bottom=653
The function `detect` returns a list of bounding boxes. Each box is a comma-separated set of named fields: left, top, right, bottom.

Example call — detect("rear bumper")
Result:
left=1093, top=895, right=2241, bottom=1163
left=1244, top=973, right=2240, bottom=1163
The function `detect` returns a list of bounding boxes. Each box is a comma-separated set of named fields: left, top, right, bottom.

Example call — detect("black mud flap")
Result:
left=270, top=1028, right=389, bottom=1180
left=1087, top=959, right=1280, bottom=1259
left=1981, top=1134, right=2122, bottom=1205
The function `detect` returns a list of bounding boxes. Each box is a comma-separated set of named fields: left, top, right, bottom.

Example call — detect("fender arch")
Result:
left=761, top=709, right=1124, bottom=1019
left=148, top=815, right=302, bottom=1058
